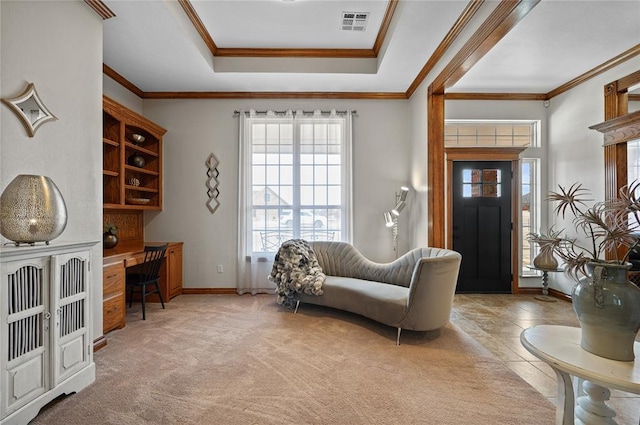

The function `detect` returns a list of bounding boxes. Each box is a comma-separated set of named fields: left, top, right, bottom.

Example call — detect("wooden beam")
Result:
left=406, top=0, right=484, bottom=98
left=427, top=0, right=540, bottom=249
left=431, top=0, right=541, bottom=91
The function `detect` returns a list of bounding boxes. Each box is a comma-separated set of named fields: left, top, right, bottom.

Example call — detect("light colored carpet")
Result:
left=32, top=294, right=555, bottom=424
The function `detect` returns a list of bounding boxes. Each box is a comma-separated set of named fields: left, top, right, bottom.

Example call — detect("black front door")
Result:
left=452, top=161, right=512, bottom=293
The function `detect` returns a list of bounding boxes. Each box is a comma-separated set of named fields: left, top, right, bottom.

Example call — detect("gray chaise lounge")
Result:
left=294, top=241, right=462, bottom=345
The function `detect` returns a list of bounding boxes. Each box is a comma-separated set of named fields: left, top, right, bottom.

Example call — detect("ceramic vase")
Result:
left=103, top=232, right=118, bottom=249
left=572, top=262, right=640, bottom=361
left=128, top=154, right=145, bottom=168
left=533, top=244, right=558, bottom=270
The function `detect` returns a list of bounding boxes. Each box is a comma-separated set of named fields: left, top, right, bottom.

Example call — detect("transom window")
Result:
left=445, top=120, right=538, bottom=148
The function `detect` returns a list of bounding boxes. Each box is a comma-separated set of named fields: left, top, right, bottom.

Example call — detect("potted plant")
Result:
left=103, top=224, right=119, bottom=249
left=529, top=182, right=640, bottom=361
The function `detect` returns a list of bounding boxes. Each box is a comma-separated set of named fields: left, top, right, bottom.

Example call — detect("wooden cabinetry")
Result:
left=165, top=243, right=183, bottom=300
left=1, top=242, right=96, bottom=425
left=103, top=96, right=166, bottom=210
left=102, top=242, right=183, bottom=334
left=102, top=262, right=126, bottom=334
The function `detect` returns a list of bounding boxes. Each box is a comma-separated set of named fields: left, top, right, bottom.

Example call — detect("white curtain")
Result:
left=237, top=110, right=277, bottom=294
left=236, top=109, right=353, bottom=295
left=343, top=110, right=354, bottom=243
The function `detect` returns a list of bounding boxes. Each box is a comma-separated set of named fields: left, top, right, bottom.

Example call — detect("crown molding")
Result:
left=141, top=91, right=407, bottom=100
left=213, top=48, right=376, bottom=59
left=445, top=92, right=546, bottom=101
left=103, top=64, right=144, bottom=98
left=373, top=0, right=400, bottom=56
left=178, top=0, right=397, bottom=59
left=177, top=0, right=218, bottom=55
left=545, top=44, right=640, bottom=99
left=84, top=0, right=115, bottom=20
left=590, top=109, right=640, bottom=146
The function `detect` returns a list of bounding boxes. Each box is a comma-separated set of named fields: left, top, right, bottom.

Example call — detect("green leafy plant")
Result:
left=103, top=224, right=118, bottom=235
left=528, top=182, right=640, bottom=280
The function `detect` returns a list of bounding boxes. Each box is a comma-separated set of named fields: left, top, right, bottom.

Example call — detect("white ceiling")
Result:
left=101, top=0, right=640, bottom=96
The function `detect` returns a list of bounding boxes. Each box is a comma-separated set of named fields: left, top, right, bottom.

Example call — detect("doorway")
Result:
left=452, top=160, right=512, bottom=293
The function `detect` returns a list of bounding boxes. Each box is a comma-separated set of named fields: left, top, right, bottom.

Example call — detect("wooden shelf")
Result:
left=124, top=142, right=159, bottom=157
left=102, top=96, right=166, bottom=211
left=125, top=185, right=158, bottom=193
left=124, top=164, right=159, bottom=176
left=104, top=203, right=160, bottom=211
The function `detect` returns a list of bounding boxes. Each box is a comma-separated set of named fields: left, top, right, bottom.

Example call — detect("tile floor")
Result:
left=451, top=294, right=640, bottom=424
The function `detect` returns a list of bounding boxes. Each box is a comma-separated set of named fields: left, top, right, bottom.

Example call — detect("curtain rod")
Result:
left=233, top=109, right=356, bottom=115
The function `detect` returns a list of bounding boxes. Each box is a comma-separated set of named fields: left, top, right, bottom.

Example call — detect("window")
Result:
left=462, top=168, right=502, bottom=198
left=243, top=111, right=352, bottom=256
left=521, top=158, right=539, bottom=276
left=445, top=120, right=538, bottom=148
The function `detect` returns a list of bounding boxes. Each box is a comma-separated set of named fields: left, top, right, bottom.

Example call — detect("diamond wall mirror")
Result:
left=2, top=83, right=57, bottom=137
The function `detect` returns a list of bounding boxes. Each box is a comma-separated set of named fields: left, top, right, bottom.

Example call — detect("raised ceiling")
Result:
left=100, top=0, right=640, bottom=97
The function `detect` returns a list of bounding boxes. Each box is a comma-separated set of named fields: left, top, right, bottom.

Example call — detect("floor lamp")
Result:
left=384, top=186, right=409, bottom=258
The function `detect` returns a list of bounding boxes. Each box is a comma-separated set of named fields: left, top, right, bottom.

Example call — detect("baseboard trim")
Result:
left=518, top=287, right=571, bottom=302
left=93, top=335, right=107, bottom=352
left=181, top=288, right=239, bottom=295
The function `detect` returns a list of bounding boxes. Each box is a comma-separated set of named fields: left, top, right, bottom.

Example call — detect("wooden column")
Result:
left=428, top=85, right=445, bottom=248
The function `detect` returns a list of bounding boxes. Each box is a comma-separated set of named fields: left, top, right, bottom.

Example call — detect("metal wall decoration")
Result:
left=206, top=153, right=220, bottom=213
left=2, top=83, right=58, bottom=137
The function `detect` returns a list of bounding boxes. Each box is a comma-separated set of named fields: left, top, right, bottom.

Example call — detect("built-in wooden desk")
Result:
left=102, top=242, right=183, bottom=334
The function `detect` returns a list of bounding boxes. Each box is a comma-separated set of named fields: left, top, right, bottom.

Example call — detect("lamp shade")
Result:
left=0, top=175, right=68, bottom=245
left=384, top=211, right=394, bottom=227
left=399, top=186, right=409, bottom=202
left=391, top=201, right=406, bottom=216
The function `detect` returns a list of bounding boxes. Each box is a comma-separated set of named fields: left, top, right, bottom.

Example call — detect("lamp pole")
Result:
left=384, top=186, right=409, bottom=259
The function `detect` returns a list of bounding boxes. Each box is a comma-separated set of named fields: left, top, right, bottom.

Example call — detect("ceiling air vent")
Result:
left=341, top=12, right=369, bottom=31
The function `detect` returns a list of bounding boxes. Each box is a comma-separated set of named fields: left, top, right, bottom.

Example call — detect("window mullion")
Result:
left=292, top=118, right=301, bottom=238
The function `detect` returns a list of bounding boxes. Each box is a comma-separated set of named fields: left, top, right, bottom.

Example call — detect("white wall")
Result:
left=547, top=57, right=640, bottom=295
left=128, top=98, right=409, bottom=289
left=103, top=75, right=143, bottom=114
left=1, top=2, right=104, bottom=337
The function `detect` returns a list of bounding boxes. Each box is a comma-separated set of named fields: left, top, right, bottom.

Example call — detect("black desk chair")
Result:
left=126, top=244, right=168, bottom=320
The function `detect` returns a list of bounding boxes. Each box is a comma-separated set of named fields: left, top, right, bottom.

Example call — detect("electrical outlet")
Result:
left=217, top=264, right=223, bottom=273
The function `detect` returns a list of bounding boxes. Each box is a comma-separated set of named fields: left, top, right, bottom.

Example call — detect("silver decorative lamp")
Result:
left=383, top=186, right=410, bottom=257
left=0, top=175, right=68, bottom=246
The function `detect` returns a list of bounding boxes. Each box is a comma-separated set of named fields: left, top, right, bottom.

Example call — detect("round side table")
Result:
left=521, top=325, right=640, bottom=424
left=527, top=265, right=562, bottom=302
